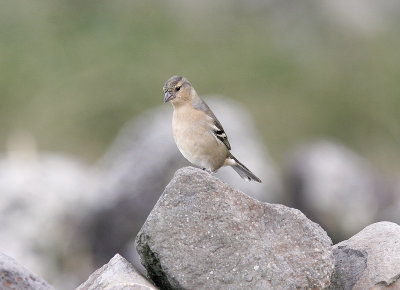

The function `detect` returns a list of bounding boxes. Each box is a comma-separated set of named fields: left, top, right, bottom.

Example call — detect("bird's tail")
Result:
left=228, top=154, right=262, bottom=183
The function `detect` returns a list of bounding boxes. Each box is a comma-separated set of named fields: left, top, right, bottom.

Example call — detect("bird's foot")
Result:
left=201, top=167, right=214, bottom=174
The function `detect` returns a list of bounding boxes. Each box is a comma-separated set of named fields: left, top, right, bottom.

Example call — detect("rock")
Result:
left=77, top=254, right=157, bottom=290
left=285, top=140, right=392, bottom=241
left=136, top=167, right=333, bottom=290
left=0, top=149, right=100, bottom=289
left=378, top=180, right=400, bottom=225
left=0, top=252, right=54, bottom=290
left=85, top=97, right=282, bottom=270
left=329, top=222, right=400, bottom=289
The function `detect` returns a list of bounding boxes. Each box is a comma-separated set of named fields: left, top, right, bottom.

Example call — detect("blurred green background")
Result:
left=1, top=0, right=399, bottom=173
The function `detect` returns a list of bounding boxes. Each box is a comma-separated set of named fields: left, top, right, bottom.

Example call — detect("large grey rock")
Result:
left=136, top=167, right=333, bottom=290
left=0, top=252, right=54, bottom=290
left=329, top=222, right=400, bottom=289
left=77, top=254, right=157, bottom=290
left=85, top=97, right=281, bottom=269
left=285, top=140, right=392, bottom=241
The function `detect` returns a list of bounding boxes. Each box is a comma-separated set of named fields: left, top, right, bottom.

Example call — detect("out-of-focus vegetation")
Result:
left=1, top=0, right=400, bottom=172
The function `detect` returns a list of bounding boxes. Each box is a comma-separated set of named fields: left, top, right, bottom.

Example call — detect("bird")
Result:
left=163, top=75, right=261, bottom=183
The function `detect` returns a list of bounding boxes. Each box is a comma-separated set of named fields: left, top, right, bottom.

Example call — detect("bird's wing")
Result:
left=192, top=97, right=231, bottom=150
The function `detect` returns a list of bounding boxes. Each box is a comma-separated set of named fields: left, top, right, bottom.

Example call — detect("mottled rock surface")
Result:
left=0, top=252, right=54, bottom=290
left=329, top=222, right=400, bottom=289
left=136, top=167, right=333, bottom=290
left=77, top=254, right=157, bottom=290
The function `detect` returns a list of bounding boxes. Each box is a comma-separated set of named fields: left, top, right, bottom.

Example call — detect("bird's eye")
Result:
left=176, top=86, right=181, bottom=91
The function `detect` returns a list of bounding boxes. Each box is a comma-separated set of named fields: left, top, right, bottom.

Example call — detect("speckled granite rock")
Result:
left=0, top=252, right=54, bottom=290
left=329, top=222, right=400, bottom=289
left=136, top=167, right=333, bottom=290
left=77, top=254, right=157, bottom=290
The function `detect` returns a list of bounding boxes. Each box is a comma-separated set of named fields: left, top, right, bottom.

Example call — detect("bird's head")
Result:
left=163, top=75, right=194, bottom=105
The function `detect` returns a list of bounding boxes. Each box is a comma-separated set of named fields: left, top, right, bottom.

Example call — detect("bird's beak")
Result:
left=164, top=91, right=174, bottom=103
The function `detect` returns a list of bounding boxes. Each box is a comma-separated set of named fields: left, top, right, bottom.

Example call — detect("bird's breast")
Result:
left=172, top=107, right=227, bottom=171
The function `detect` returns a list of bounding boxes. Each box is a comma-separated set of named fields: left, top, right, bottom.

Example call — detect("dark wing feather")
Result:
left=192, top=97, right=231, bottom=150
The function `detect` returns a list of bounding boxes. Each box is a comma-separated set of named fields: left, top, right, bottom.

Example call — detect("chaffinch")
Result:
left=163, top=75, right=261, bottom=183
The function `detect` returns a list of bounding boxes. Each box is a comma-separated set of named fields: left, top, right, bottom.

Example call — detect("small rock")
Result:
left=136, top=167, right=333, bottom=290
left=76, top=254, right=157, bottom=290
left=0, top=252, right=54, bottom=290
left=329, top=222, right=400, bottom=289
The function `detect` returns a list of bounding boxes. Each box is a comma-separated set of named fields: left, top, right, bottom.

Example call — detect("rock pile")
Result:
left=1, top=167, right=400, bottom=289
